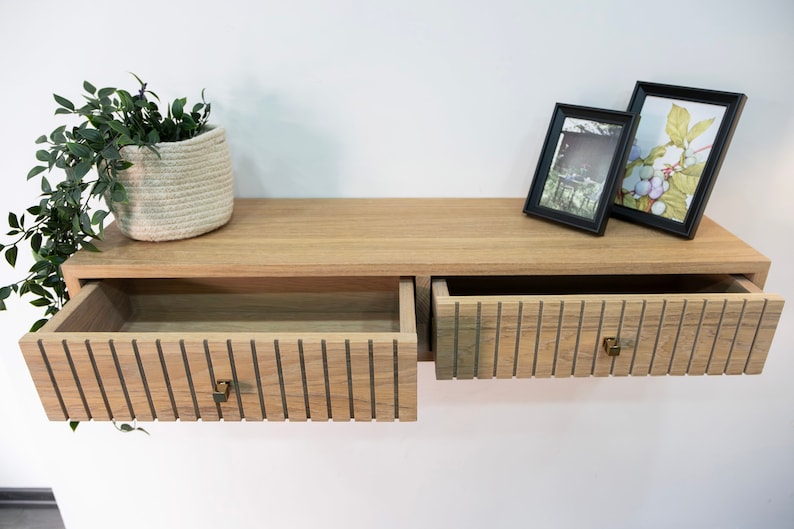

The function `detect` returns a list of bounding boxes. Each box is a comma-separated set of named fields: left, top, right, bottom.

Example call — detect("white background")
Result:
left=1, top=1, right=792, bottom=528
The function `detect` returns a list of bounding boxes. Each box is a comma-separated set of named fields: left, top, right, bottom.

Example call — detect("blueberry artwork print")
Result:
left=611, top=82, right=746, bottom=239
left=616, top=96, right=726, bottom=222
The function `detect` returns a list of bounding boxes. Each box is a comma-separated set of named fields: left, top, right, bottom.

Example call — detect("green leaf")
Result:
left=665, top=104, right=690, bottom=148
left=8, top=212, right=19, bottom=229
left=659, top=188, right=688, bottom=222
left=5, top=246, right=18, bottom=267
left=97, top=87, right=116, bottom=99
left=109, top=182, right=127, bottom=203
left=31, top=233, right=42, bottom=253
left=172, top=97, right=185, bottom=119
left=100, top=145, right=121, bottom=160
left=76, top=128, right=104, bottom=144
left=0, top=286, right=11, bottom=299
left=69, top=421, right=80, bottom=432
left=53, top=93, right=75, bottom=111
left=686, top=117, right=716, bottom=144
left=678, top=161, right=705, bottom=178
left=73, top=161, right=92, bottom=180
left=92, top=210, right=109, bottom=225
left=36, top=149, right=52, bottom=162
left=41, top=176, right=51, bottom=194
left=27, top=166, right=47, bottom=180
left=670, top=172, right=700, bottom=196
left=35, top=135, right=48, bottom=144
left=81, top=240, right=100, bottom=252
left=66, top=142, right=93, bottom=159
left=83, top=80, right=97, bottom=94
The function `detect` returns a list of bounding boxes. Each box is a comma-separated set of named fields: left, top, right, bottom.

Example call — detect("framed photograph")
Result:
left=612, top=81, right=747, bottom=238
left=523, top=103, right=639, bottom=235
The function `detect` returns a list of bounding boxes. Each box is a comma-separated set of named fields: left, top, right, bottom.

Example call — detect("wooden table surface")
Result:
left=62, top=198, right=771, bottom=294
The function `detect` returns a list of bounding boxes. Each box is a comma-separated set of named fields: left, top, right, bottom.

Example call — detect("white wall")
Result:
left=1, top=1, right=792, bottom=527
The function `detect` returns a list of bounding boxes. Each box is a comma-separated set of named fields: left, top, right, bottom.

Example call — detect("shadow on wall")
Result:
left=216, top=85, right=341, bottom=198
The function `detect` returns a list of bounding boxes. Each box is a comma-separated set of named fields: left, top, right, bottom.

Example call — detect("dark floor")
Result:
left=0, top=508, right=66, bottom=529
left=0, top=489, right=65, bottom=529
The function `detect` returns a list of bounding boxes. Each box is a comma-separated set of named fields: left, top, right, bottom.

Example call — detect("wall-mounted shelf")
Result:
left=19, top=199, right=784, bottom=422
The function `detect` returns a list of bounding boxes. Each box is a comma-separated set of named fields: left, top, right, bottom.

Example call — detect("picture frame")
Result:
left=612, top=81, right=747, bottom=238
left=523, top=103, right=639, bottom=235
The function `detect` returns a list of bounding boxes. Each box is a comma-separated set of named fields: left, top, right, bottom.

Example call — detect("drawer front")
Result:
left=19, top=278, right=417, bottom=422
left=432, top=278, right=784, bottom=380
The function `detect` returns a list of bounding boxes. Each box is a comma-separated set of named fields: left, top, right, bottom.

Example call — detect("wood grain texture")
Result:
left=61, top=199, right=772, bottom=295
left=20, top=276, right=417, bottom=422
left=432, top=277, right=783, bottom=379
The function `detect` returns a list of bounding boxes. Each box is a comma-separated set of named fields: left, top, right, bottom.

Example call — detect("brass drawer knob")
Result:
left=213, top=380, right=231, bottom=403
left=603, top=337, right=621, bottom=356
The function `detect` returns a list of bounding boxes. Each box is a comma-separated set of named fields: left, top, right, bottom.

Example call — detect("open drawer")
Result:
left=20, top=277, right=417, bottom=422
left=432, top=275, right=783, bottom=380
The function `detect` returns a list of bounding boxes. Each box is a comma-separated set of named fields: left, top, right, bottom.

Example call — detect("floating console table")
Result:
left=19, top=199, right=784, bottom=422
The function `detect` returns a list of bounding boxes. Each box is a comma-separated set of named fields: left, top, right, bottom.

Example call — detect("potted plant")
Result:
left=0, top=75, right=234, bottom=331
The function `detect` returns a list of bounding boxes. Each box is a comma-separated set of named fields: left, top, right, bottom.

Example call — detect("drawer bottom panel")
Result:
left=434, top=295, right=783, bottom=380
left=22, top=336, right=417, bottom=422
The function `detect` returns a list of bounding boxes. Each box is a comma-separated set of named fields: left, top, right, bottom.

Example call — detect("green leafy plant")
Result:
left=1, top=75, right=211, bottom=331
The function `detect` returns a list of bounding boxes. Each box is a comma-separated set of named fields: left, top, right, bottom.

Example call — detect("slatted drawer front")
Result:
left=432, top=276, right=784, bottom=380
left=20, top=277, right=417, bottom=422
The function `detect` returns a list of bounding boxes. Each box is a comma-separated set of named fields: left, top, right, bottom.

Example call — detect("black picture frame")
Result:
left=612, top=81, right=747, bottom=238
left=523, top=103, right=638, bottom=235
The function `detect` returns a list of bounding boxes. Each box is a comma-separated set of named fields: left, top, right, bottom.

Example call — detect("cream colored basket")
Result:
left=110, top=126, right=234, bottom=242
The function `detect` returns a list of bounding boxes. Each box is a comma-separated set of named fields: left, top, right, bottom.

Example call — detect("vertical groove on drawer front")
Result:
left=36, top=340, right=68, bottom=420
left=297, top=340, right=312, bottom=420
left=708, top=299, right=743, bottom=375
left=226, top=340, right=246, bottom=419
left=674, top=299, right=704, bottom=375
left=647, top=300, right=668, bottom=375
left=688, top=299, right=721, bottom=375
left=200, top=341, right=223, bottom=421
left=477, top=302, right=499, bottom=378
left=62, top=341, right=91, bottom=420
left=273, top=340, right=292, bottom=420
left=254, top=340, right=285, bottom=420
left=568, top=301, right=585, bottom=377
left=531, top=300, right=544, bottom=377
left=345, top=340, right=355, bottom=419
left=367, top=341, right=377, bottom=419
left=614, top=300, right=643, bottom=377
left=627, top=301, right=646, bottom=375
left=721, top=299, right=747, bottom=374
left=556, top=300, right=582, bottom=378
left=300, top=340, right=329, bottom=421
left=632, top=300, right=662, bottom=375
left=134, top=340, right=174, bottom=421
left=250, top=341, right=268, bottom=419
left=179, top=340, right=201, bottom=420
left=726, top=299, right=765, bottom=374
left=64, top=340, right=103, bottom=419
left=666, top=300, right=689, bottom=375
left=108, top=341, right=135, bottom=420
left=574, top=301, right=599, bottom=377
left=396, top=338, right=417, bottom=421
left=515, top=300, right=540, bottom=378
left=512, top=301, right=524, bottom=377
left=745, top=298, right=784, bottom=374
left=321, top=341, right=333, bottom=419
left=551, top=302, right=564, bottom=377
left=491, top=302, right=503, bottom=378
left=349, top=339, right=373, bottom=421
left=609, top=301, right=627, bottom=376
left=325, top=340, right=350, bottom=421
left=457, top=302, right=478, bottom=379
left=156, top=340, right=180, bottom=419
left=594, top=301, right=622, bottom=377
left=393, top=341, right=400, bottom=420
left=84, top=341, right=113, bottom=419
left=452, top=302, right=460, bottom=378
left=535, top=300, right=560, bottom=377
left=590, top=301, right=606, bottom=376
left=371, top=339, right=395, bottom=421
left=131, top=341, right=157, bottom=420
left=496, top=302, right=520, bottom=379
left=685, top=302, right=709, bottom=374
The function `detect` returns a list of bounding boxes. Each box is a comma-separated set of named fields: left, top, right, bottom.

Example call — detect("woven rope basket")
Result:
left=110, top=126, right=234, bottom=242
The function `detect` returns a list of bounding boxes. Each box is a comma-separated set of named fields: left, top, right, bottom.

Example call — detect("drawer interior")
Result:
left=51, top=277, right=405, bottom=333
left=441, top=274, right=758, bottom=297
